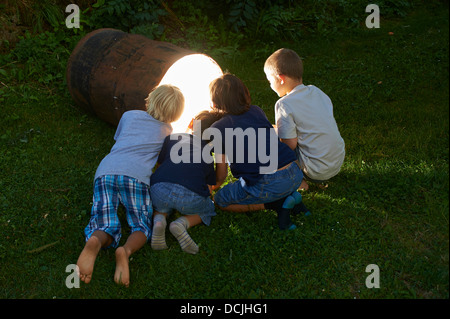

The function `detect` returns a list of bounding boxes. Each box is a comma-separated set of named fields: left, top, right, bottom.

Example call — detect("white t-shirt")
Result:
left=275, top=84, right=345, bottom=181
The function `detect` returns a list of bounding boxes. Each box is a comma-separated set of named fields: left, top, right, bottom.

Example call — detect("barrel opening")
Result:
left=158, top=53, right=223, bottom=133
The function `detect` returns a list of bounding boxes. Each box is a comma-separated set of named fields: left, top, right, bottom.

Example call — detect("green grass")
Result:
left=0, top=6, right=448, bottom=299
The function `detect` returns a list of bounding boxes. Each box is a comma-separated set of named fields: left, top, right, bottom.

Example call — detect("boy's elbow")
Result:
left=281, top=138, right=297, bottom=150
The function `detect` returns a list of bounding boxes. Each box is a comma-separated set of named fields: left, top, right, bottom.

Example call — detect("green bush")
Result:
left=0, top=29, right=81, bottom=92
left=87, top=0, right=167, bottom=39
left=0, top=0, right=426, bottom=106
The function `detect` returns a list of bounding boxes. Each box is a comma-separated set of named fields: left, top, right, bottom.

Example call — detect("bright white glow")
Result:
left=158, top=54, right=223, bottom=133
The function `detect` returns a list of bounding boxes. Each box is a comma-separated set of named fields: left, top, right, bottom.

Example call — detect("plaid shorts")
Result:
left=84, top=175, right=153, bottom=248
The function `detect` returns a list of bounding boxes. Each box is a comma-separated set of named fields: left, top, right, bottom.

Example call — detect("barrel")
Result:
left=66, top=28, right=202, bottom=127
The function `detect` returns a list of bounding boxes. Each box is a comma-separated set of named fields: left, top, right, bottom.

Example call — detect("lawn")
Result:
left=0, top=3, right=448, bottom=301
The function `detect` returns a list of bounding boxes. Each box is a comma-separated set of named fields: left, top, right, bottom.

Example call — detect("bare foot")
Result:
left=114, top=247, right=130, bottom=287
left=298, top=179, right=309, bottom=191
left=76, top=236, right=102, bottom=284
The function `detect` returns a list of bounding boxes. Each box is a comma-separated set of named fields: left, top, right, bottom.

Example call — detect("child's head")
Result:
left=209, top=73, right=251, bottom=115
left=190, top=110, right=224, bottom=141
left=264, top=48, right=303, bottom=97
left=145, top=84, right=185, bottom=124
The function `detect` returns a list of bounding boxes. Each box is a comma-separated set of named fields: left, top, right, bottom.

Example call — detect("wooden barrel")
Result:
left=66, top=28, right=195, bottom=126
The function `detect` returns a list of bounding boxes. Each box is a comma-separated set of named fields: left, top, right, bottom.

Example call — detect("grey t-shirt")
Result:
left=94, top=110, right=172, bottom=186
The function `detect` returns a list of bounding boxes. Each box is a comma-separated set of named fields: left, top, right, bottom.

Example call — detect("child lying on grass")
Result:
left=150, top=110, right=223, bottom=254
left=76, top=84, right=185, bottom=287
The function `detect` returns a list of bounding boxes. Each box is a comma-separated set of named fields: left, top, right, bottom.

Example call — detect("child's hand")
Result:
left=209, top=184, right=222, bottom=192
left=187, top=118, right=194, bottom=132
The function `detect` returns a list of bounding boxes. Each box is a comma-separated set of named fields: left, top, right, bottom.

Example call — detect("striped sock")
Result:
left=169, top=217, right=199, bottom=255
left=151, top=214, right=168, bottom=250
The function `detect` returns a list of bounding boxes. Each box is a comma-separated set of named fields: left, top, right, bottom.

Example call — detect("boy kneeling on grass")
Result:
left=209, top=73, right=309, bottom=230
left=150, top=110, right=223, bottom=255
left=76, top=84, right=185, bottom=287
left=264, top=48, right=345, bottom=190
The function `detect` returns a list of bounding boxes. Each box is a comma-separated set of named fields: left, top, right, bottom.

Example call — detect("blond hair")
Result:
left=145, top=84, right=185, bottom=123
left=264, top=48, right=303, bottom=81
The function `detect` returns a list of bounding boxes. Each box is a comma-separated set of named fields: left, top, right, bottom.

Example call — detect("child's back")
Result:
left=150, top=133, right=215, bottom=197
left=95, top=110, right=172, bottom=186
left=275, top=84, right=345, bottom=181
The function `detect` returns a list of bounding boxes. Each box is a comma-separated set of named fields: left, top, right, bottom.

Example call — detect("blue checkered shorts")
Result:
left=84, top=175, right=153, bottom=248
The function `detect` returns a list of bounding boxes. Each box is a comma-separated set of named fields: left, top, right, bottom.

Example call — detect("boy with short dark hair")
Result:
left=264, top=48, right=345, bottom=190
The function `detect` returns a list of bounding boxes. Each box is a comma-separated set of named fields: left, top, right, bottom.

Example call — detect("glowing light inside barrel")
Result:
left=158, top=54, right=223, bottom=133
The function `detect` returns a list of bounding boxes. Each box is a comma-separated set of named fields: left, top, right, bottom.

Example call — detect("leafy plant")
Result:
left=3, top=0, right=64, bottom=33
left=87, top=0, right=167, bottom=38
left=0, top=28, right=82, bottom=95
left=226, top=0, right=258, bottom=32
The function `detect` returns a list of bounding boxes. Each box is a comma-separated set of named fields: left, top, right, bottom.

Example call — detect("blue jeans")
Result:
left=150, top=182, right=216, bottom=226
left=214, top=161, right=303, bottom=207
